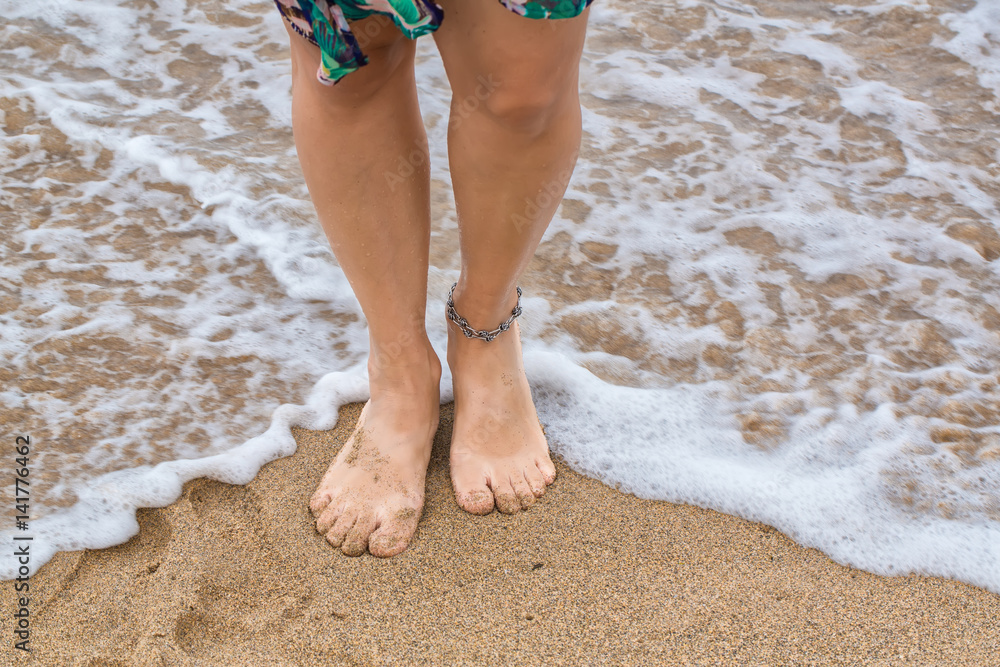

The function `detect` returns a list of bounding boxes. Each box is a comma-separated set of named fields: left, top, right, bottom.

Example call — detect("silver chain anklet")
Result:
left=446, top=282, right=522, bottom=342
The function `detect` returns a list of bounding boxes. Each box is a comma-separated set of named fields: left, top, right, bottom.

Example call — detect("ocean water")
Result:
left=2, top=0, right=998, bottom=591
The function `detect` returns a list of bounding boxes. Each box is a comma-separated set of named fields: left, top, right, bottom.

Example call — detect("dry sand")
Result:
left=3, top=402, right=998, bottom=666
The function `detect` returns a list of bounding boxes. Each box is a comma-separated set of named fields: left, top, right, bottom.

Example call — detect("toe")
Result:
left=310, top=488, right=336, bottom=518
left=315, top=500, right=344, bottom=535
left=452, top=464, right=495, bottom=515
left=369, top=506, right=421, bottom=558
left=536, top=456, right=557, bottom=485
left=455, top=483, right=495, bottom=515
left=510, top=473, right=535, bottom=510
left=341, top=513, right=377, bottom=557
left=492, top=477, right=521, bottom=515
left=524, top=465, right=546, bottom=498
left=326, top=508, right=358, bottom=548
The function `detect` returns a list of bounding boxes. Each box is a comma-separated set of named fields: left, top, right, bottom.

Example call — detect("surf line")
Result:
left=12, top=435, right=32, bottom=653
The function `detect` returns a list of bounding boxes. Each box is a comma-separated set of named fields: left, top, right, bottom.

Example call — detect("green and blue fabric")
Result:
left=275, top=0, right=593, bottom=84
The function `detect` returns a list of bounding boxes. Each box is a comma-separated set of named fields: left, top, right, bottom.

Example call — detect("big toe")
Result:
left=368, top=507, right=421, bottom=558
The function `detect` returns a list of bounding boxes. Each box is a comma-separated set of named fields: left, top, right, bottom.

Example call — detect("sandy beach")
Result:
left=5, top=402, right=998, bottom=665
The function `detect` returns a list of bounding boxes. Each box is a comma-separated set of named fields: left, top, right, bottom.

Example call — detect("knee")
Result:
left=459, top=73, right=578, bottom=137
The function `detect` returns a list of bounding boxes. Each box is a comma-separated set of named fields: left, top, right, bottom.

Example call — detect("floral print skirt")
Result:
left=275, top=0, right=593, bottom=84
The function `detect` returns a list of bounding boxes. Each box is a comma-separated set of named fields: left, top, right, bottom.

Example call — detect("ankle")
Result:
left=367, top=335, right=440, bottom=384
left=448, top=282, right=522, bottom=333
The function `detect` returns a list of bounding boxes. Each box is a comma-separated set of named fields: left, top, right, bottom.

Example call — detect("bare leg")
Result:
left=433, top=1, right=590, bottom=514
left=285, top=18, right=440, bottom=557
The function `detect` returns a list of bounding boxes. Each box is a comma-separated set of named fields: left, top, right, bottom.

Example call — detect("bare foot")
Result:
left=448, top=301, right=556, bottom=515
left=310, top=346, right=440, bottom=557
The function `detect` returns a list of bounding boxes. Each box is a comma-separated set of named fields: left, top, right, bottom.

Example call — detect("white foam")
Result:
left=1, top=370, right=370, bottom=572
left=530, top=352, right=1000, bottom=592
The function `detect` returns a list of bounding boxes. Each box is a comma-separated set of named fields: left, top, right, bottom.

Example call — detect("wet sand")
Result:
left=6, top=402, right=998, bottom=665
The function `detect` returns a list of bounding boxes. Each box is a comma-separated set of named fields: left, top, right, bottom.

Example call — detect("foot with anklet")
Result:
left=446, top=283, right=556, bottom=515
